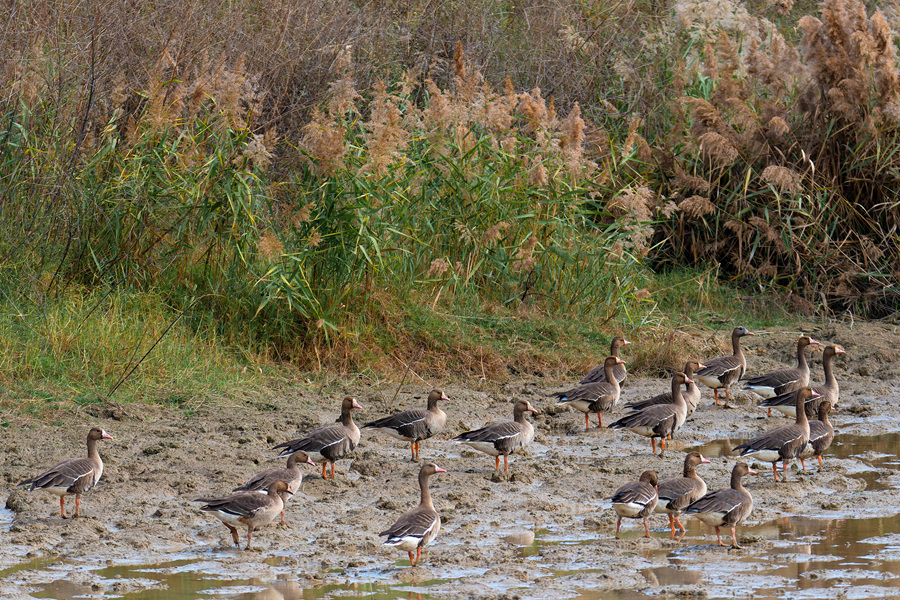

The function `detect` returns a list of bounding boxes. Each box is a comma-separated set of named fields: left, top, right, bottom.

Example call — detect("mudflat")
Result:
left=2, top=320, right=899, bottom=599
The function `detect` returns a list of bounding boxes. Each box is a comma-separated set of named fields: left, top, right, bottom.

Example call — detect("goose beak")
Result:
left=616, top=358, right=626, bottom=365
left=684, top=376, right=694, bottom=384
left=101, top=431, right=113, bottom=440
left=434, top=466, right=447, bottom=474
left=748, top=467, right=758, bottom=475
left=352, top=400, right=363, bottom=410
left=700, top=455, right=711, bottom=464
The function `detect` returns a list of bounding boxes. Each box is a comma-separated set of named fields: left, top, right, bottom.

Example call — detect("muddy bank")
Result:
left=2, top=320, right=900, bottom=599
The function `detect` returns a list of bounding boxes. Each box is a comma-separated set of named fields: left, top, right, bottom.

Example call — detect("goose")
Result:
left=744, top=336, right=819, bottom=416
left=18, top=427, right=113, bottom=519
left=654, top=451, right=711, bottom=538
left=553, top=356, right=624, bottom=429
left=799, top=401, right=834, bottom=472
left=684, top=462, right=756, bottom=548
left=733, top=387, right=820, bottom=481
left=273, top=396, right=362, bottom=479
left=608, top=372, right=692, bottom=456
left=379, top=462, right=445, bottom=566
left=694, top=326, right=754, bottom=406
left=760, top=345, right=843, bottom=418
left=611, top=470, right=659, bottom=539
left=364, top=389, right=448, bottom=460
left=453, top=400, right=538, bottom=471
left=580, top=336, right=631, bottom=385
left=233, top=450, right=315, bottom=526
left=625, top=361, right=705, bottom=417
left=196, top=480, right=292, bottom=549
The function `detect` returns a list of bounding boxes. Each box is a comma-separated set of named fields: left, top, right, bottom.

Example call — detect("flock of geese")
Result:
left=14, top=327, right=844, bottom=564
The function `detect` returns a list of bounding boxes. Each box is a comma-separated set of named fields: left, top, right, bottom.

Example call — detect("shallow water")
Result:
left=580, top=514, right=900, bottom=600
left=688, top=431, right=900, bottom=492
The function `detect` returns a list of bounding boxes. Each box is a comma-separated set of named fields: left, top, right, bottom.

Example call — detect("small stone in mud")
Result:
left=583, top=516, right=603, bottom=527
left=738, top=534, right=763, bottom=544
left=142, top=445, right=163, bottom=456
left=375, top=498, right=400, bottom=510
left=821, top=500, right=841, bottom=510
left=5, top=490, right=28, bottom=513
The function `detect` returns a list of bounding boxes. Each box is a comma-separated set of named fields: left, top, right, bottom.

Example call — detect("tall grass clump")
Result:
left=657, top=0, right=900, bottom=316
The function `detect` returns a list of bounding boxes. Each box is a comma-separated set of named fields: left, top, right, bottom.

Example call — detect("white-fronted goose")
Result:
left=233, top=450, right=315, bottom=526
left=684, top=462, right=756, bottom=548
left=196, top=480, right=292, bottom=549
left=379, top=462, right=445, bottom=566
left=273, top=396, right=362, bottom=479
left=18, top=427, right=113, bottom=519
left=553, top=356, right=624, bottom=429
left=612, top=470, right=659, bottom=539
left=654, top=451, right=711, bottom=538
left=799, top=400, right=834, bottom=471
left=452, top=400, right=538, bottom=471
left=580, top=336, right=631, bottom=385
left=608, top=372, right=692, bottom=456
left=694, top=326, right=754, bottom=406
left=363, top=389, right=448, bottom=460
left=733, top=387, right=819, bottom=481
left=760, top=345, right=844, bottom=418
left=626, top=361, right=705, bottom=417
left=744, top=336, right=819, bottom=416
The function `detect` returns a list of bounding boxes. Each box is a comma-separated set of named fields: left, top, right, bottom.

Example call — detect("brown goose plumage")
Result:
left=452, top=400, right=538, bottom=471
left=580, top=336, right=631, bottom=385
left=18, top=427, right=113, bottom=519
left=685, top=462, right=756, bottom=548
left=553, top=356, right=624, bottom=429
left=733, top=387, right=819, bottom=481
left=608, top=372, right=692, bottom=456
left=233, top=450, right=315, bottom=526
left=744, top=336, right=819, bottom=416
left=694, top=326, right=754, bottom=406
left=379, top=462, right=445, bottom=566
left=654, top=451, right=711, bottom=538
left=611, top=470, right=659, bottom=539
left=363, top=389, right=448, bottom=460
left=799, top=400, right=834, bottom=471
left=626, top=361, right=705, bottom=417
left=273, top=396, right=362, bottom=479
left=760, top=345, right=844, bottom=418
left=196, top=480, right=292, bottom=549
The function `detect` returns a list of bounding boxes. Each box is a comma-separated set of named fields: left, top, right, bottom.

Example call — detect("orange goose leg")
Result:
left=223, top=522, right=240, bottom=546
left=615, top=516, right=623, bottom=539
left=714, top=526, right=726, bottom=546
left=772, top=462, right=781, bottom=482
left=408, top=551, right=416, bottom=566
left=800, top=457, right=808, bottom=471
left=330, top=462, right=336, bottom=479
left=668, top=515, right=676, bottom=538
left=495, top=456, right=501, bottom=470
left=59, top=497, right=68, bottom=519
left=503, top=455, right=509, bottom=472
left=730, top=526, right=741, bottom=548
left=724, top=387, right=731, bottom=407
left=411, top=443, right=416, bottom=460
left=321, top=462, right=328, bottom=479
left=246, top=528, right=254, bottom=550
left=597, top=413, right=604, bottom=428
left=643, top=518, right=651, bottom=538
left=660, top=437, right=667, bottom=456
left=818, top=455, right=824, bottom=471
left=674, top=515, right=686, bottom=532
left=74, top=496, right=81, bottom=518
left=280, top=508, right=286, bottom=527
left=651, top=438, right=657, bottom=455
left=714, top=389, right=722, bottom=406
left=416, top=547, right=422, bottom=563
left=584, top=413, right=591, bottom=430
left=415, top=442, right=421, bottom=459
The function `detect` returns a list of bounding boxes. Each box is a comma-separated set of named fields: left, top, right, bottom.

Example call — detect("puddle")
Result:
left=688, top=432, right=900, bottom=492
left=577, top=514, right=900, bottom=599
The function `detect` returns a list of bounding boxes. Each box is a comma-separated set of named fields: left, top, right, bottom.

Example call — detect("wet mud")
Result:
left=2, top=320, right=900, bottom=599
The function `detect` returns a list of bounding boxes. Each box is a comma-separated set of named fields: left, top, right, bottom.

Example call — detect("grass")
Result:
left=0, top=268, right=794, bottom=420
